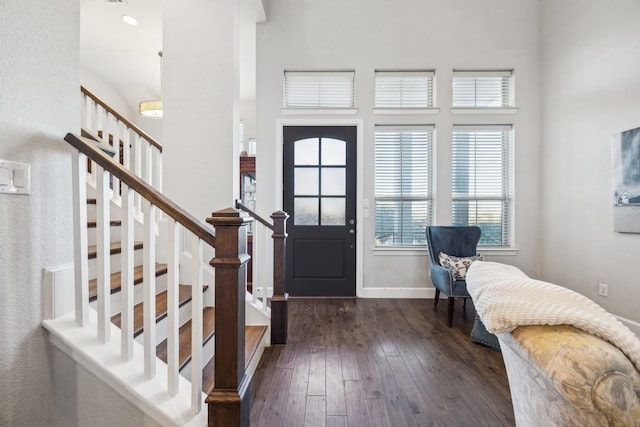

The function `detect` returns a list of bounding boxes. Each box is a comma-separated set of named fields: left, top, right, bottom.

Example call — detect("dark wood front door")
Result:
left=283, top=126, right=357, bottom=296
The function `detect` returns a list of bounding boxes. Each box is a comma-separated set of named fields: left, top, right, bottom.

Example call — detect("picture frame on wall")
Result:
left=611, top=126, right=640, bottom=233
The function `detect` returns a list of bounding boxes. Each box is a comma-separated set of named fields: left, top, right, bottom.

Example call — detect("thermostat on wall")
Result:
left=0, top=159, right=31, bottom=195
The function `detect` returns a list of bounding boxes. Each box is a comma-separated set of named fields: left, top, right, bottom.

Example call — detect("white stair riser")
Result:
left=180, top=334, right=215, bottom=382
left=88, top=248, right=144, bottom=277
left=88, top=273, right=167, bottom=316
left=87, top=224, right=124, bottom=246
left=134, top=297, right=196, bottom=346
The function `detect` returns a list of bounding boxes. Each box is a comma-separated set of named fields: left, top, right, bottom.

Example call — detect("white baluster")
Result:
left=134, top=135, right=143, bottom=216
left=72, top=152, right=89, bottom=326
left=87, top=100, right=100, bottom=185
left=251, top=225, right=258, bottom=304
left=96, top=105, right=104, bottom=136
left=167, top=219, right=180, bottom=396
left=191, top=237, right=203, bottom=414
left=145, top=142, right=153, bottom=185
left=111, top=118, right=121, bottom=201
left=96, top=166, right=111, bottom=343
left=255, top=224, right=266, bottom=309
left=90, top=97, right=98, bottom=132
left=154, top=149, right=163, bottom=192
left=121, top=185, right=134, bottom=361
left=81, top=94, right=88, bottom=130
left=143, top=202, right=157, bottom=379
left=122, top=125, right=131, bottom=171
left=264, top=227, right=271, bottom=311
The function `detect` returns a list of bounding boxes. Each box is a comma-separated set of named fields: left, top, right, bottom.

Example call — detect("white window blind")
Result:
left=375, top=70, right=434, bottom=108
left=452, top=125, right=514, bottom=246
left=284, top=71, right=355, bottom=108
left=375, top=125, right=434, bottom=246
left=452, top=70, right=514, bottom=108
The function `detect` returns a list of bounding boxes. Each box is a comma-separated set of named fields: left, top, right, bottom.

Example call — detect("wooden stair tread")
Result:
left=88, top=219, right=122, bottom=228
left=88, top=241, right=143, bottom=259
left=202, top=325, right=268, bottom=394
left=156, top=306, right=216, bottom=370
left=111, top=284, right=196, bottom=336
left=88, top=263, right=168, bottom=301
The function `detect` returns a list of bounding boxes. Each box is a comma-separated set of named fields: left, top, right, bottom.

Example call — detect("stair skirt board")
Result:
left=44, top=311, right=208, bottom=427
left=44, top=311, right=268, bottom=427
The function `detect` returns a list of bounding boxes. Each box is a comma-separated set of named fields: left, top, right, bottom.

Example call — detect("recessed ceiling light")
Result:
left=122, top=15, right=138, bottom=26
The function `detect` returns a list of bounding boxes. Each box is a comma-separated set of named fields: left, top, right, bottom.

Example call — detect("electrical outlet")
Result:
left=598, top=283, right=608, bottom=297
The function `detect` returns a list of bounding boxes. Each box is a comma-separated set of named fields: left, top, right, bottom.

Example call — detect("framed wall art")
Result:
left=611, top=126, right=640, bottom=233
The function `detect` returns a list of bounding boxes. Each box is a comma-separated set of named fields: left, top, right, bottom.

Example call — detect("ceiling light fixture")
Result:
left=139, top=101, right=162, bottom=118
left=121, top=15, right=138, bottom=26
left=139, top=51, right=163, bottom=118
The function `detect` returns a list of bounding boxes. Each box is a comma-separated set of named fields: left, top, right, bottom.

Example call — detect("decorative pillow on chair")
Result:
left=438, top=252, right=484, bottom=280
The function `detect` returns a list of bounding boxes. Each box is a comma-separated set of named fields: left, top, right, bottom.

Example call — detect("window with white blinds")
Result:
left=375, top=126, right=434, bottom=246
left=452, top=125, right=514, bottom=246
left=284, top=71, right=355, bottom=108
left=452, top=70, right=514, bottom=108
left=375, top=71, right=434, bottom=108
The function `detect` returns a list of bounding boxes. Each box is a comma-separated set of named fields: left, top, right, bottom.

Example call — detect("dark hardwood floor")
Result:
left=250, top=298, right=515, bottom=427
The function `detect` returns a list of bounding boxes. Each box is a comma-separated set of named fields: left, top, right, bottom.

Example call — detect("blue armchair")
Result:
left=426, top=226, right=481, bottom=327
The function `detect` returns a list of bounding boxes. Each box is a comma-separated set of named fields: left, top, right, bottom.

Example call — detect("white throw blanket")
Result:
left=466, top=261, right=640, bottom=372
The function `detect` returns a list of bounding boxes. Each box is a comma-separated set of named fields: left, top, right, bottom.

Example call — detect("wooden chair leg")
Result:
left=433, top=289, right=440, bottom=308
left=447, top=297, right=455, bottom=327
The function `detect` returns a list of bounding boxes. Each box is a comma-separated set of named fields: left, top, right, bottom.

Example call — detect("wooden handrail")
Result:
left=81, top=86, right=163, bottom=152
left=235, top=200, right=274, bottom=230
left=65, top=131, right=215, bottom=248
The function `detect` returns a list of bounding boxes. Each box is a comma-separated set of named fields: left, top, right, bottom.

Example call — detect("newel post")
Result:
left=206, top=207, right=251, bottom=427
left=270, top=210, right=289, bottom=345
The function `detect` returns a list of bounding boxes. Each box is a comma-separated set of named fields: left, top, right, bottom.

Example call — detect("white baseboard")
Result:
left=357, top=287, right=436, bottom=299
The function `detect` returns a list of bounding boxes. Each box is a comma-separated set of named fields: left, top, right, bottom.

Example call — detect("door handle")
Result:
left=349, top=229, right=356, bottom=235
left=349, top=219, right=356, bottom=225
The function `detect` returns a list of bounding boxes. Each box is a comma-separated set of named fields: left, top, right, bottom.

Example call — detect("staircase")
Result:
left=42, top=87, right=289, bottom=427
left=84, top=197, right=268, bottom=391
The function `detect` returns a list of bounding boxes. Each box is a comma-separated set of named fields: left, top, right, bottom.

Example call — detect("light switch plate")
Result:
left=0, top=167, right=9, bottom=186
left=0, top=159, right=30, bottom=195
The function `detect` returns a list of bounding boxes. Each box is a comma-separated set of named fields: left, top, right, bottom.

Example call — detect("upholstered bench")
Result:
left=467, top=261, right=640, bottom=426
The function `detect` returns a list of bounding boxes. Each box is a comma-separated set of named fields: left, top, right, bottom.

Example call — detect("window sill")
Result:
left=371, top=245, right=519, bottom=256
left=281, top=108, right=359, bottom=115
left=451, top=107, right=519, bottom=115
left=373, top=108, right=440, bottom=115
left=372, top=246, right=427, bottom=256
left=477, top=247, right=519, bottom=256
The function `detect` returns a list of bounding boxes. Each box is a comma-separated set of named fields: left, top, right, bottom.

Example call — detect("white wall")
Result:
left=162, top=0, right=240, bottom=223
left=0, top=1, right=78, bottom=424
left=540, top=0, right=640, bottom=327
left=52, top=348, right=160, bottom=427
left=256, top=0, right=542, bottom=295
left=80, top=68, right=135, bottom=119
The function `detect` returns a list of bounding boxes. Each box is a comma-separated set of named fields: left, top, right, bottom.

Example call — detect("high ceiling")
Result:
left=80, top=0, right=260, bottom=115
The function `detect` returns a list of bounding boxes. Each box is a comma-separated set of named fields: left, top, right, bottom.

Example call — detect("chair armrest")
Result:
left=429, top=264, right=452, bottom=292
